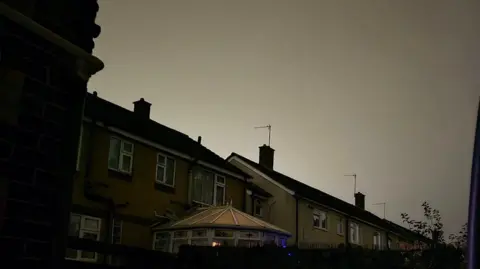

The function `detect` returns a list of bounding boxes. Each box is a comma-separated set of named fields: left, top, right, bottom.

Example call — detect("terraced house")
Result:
left=69, top=92, right=260, bottom=263
left=227, top=145, right=430, bottom=250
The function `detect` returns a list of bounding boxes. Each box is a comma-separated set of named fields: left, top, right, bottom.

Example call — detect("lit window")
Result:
left=108, top=137, right=134, bottom=174
left=313, top=209, right=328, bottom=230
left=65, top=214, right=101, bottom=262
left=212, top=230, right=235, bottom=247
left=156, top=154, right=176, bottom=187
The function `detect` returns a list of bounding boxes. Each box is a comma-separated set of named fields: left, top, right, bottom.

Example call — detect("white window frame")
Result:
left=313, top=209, right=328, bottom=230
left=108, top=136, right=134, bottom=174
left=337, top=218, right=344, bottom=235
left=253, top=199, right=263, bottom=217
left=155, top=153, right=176, bottom=187
left=373, top=231, right=382, bottom=250
left=111, top=219, right=122, bottom=244
left=153, top=231, right=171, bottom=252
left=192, top=168, right=227, bottom=206
left=237, top=231, right=262, bottom=248
left=67, top=214, right=102, bottom=262
left=214, top=175, right=226, bottom=206
left=349, top=222, right=360, bottom=245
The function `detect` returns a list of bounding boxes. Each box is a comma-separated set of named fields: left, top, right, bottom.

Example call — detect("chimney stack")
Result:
left=133, top=98, right=151, bottom=119
left=354, top=192, right=365, bottom=210
left=259, top=144, right=275, bottom=169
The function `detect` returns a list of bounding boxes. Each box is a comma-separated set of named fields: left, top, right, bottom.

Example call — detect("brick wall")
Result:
left=0, top=9, right=96, bottom=268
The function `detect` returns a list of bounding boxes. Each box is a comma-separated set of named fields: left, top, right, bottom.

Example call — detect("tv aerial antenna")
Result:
left=254, top=124, right=272, bottom=146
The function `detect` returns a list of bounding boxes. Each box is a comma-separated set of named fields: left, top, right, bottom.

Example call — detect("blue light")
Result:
left=288, top=253, right=292, bottom=256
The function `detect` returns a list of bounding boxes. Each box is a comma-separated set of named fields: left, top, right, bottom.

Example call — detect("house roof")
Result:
left=153, top=205, right=291, bottom=236
left=84, top=92, right=250, bottom=178
left=228, top=153, right=429, bottom=242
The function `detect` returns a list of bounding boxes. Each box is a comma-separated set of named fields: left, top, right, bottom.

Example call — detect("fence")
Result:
left=176, top=245, right=466, bottom=269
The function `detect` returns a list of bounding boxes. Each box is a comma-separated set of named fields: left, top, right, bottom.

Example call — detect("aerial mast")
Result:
left=254, top=124, right=272, bottom=146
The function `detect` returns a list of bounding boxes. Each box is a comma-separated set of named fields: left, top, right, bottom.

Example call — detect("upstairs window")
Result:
left=254, top=199, right=263, bottom=217
left=373, top=231, right=382, bottom=249
left=215, top=175, right=226, bottom=206
left=350, top=222, right=360, bottom=244
left=313, top=209, right=328, bottom=230
left=193, top=168, right=226, bottom=206
left=156, top=154, right=176, bottom=187
left=337, top=218, right=344, bottom=235
left=108, top=137, right=134, bottom=173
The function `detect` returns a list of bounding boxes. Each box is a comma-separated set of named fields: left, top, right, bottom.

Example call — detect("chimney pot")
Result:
left=133, top=98, right=151, bottom=119
left=354, top=192, right=365, bottom=210
left=259, top=144, right=275, bottom=169
left=197, top=136, right=202, bottom=144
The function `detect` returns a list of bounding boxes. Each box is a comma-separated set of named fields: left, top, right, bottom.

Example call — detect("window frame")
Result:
left=155, top=153, right=176, bottom=187
left=253, top=199, right=263, bottom=217
left=349, top=222, right=360, bottom=245
left=373, top=231, right=382, bottom=250
left=66, top=214, right=102, bottom=262
left=313, top=209, right=328, bottom=230
left=152, top=231, right=171, bottom=252
left=111, top=219, right=122, bottom=244
left=214, top=174, right=226, bottom=206
left=336, top=218, right=344, bottom=235
left=192, top=168, right=227, bottom=206
left=108, top=136, right=134, bottom=174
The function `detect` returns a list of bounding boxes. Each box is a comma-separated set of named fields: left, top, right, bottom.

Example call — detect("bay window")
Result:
left=237, top=231, right=262, bottom=248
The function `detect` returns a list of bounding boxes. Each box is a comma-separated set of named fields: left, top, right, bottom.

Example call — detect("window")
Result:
left=111, top=219, right=122, bottom=244
left=278, top=237, right=288, bottom=248
left=263, top=233, right=277, bottom=246
left=237, top=231, right=262, bottom=248
left=337, top=218, right=344, bottom=235
left=153, top=232, right=171, bottom=252
left=373, top=232, right=381, bottom=249
left=254, top=199, right=263, bottom=217
left=66, top=214, right=101, bottom=262
left=388, top=238, right=392, bottom=249
left=172, top=231, right=189, bottom=253
left=214, top=175, right=226, bottom=206
left=349, top=222, right=360, bottom=244
left=191, top=229, right=209, bottom=247
left=108, top=137, right=134, bottom=173
left=212, top=230, right=235, bottom=247
left=193, top=168, right=226, bottom=206
left=313, top=209, right=328, bottom=230
left=156, top=154, right=176, bottom=187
